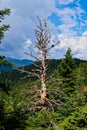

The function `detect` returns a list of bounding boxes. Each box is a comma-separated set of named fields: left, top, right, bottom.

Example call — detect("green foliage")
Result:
left=0, top=47, right=87, bottom=129
left=0, top=8, right=10, bottom=42
left=58, top=48, right=76, bottom=77
left=75, top=63, right=87, bottom=86
left=0, top=56, right=12, bottom=66
left=0, top=82, right=59, bottom=130
left=0, top=98, right=5, bottom=130
left=0, top=8, right=10, bottom=20
left=0, top=24, right=10, bottom=42
left=25, top=110, right=59, bottom=130
left=59, top=105, right=87, bottom=130
left=0, top=72, right=87, bottom=129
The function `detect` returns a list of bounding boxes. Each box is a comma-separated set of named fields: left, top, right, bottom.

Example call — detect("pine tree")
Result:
left=0, top=8, right=11, bottom=66
left=58, top=48, right=76, bottom=93
left=0, top=8, right=11, bottom=93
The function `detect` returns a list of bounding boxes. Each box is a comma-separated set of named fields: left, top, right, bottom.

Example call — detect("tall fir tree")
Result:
left=0, top=8, right=11, bottom=66
left=58, top=48, right=76, bottom=94
left=0, top=8, right=11, bottom=93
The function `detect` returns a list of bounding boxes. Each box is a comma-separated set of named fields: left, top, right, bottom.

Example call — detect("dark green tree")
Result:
left=0, top=8, right=11, bottom=66
left=58, top=48, right=76, bottom=93
left=0, top=9, right=11, bottom=129
left=0, top=8, right=11, bottom=93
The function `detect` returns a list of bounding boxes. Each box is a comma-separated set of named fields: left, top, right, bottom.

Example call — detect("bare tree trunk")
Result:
left=39, top=50, right=47, bottom=105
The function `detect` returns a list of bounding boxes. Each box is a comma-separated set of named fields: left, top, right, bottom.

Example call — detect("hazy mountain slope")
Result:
left=0, top=58, right=33, bottom=71
left=0, top=58, right=87, bottom=85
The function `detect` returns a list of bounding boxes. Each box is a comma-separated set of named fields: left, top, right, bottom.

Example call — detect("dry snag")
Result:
left=17, top=17, right=60, bottom=111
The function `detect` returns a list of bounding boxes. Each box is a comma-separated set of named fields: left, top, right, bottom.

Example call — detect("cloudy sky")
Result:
left=0, top=0, right=87, bottom=60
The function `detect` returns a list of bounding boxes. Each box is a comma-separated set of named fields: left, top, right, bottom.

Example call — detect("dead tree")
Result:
left=17, top=17, right=60, bottom=109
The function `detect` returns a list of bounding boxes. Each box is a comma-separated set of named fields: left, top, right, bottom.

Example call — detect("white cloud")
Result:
left=56, top=0, right=74, bottom=5
left=51, top=0, right=87, bottom=59
left=0, top=0, right=87, bottom=60
left=82, top=31, right=87, bottom=36
left=58, top=31, right=87, bottom=60
left=24, top=39, right=32, bottom=48
left=0, top=0, right=56, bottom=59
left=54, top=5, right=84, bottom=35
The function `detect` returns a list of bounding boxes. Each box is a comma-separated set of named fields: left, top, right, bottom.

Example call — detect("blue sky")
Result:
left=0, top=0, right=87, bottom=60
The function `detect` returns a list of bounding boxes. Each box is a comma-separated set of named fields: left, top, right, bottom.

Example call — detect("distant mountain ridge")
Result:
left=0, top=58, right=87, bottom=84
left=7, top=58, right=33, bottom=67
left=0, top=57, right=33, bottom=71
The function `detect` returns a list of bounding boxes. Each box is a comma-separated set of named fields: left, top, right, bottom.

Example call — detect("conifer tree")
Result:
left=0, top=8, right=11, bottom=93
left=0, top=8, right=11, bottom=66
left=58, top=48, right=76, bottom=93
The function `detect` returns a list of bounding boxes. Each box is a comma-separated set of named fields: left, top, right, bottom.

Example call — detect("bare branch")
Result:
left=24, top=52, right=40, bottom=61
left=47, top=41, right=60, bottom=51
left=31, top=61, right=40, bottom=68
left=16, top=68, right=40, bottom=79
left=46, top=98, right=54, bottom=112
